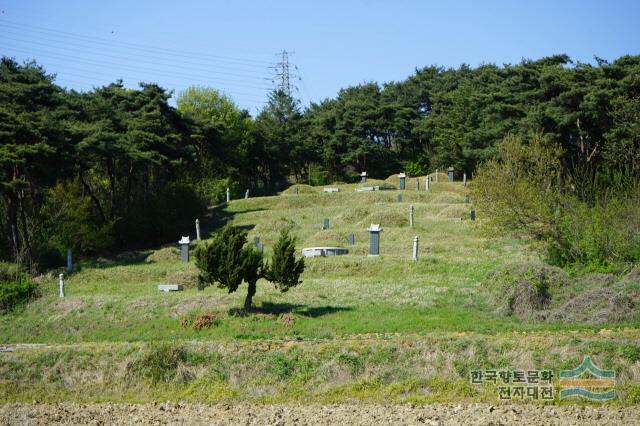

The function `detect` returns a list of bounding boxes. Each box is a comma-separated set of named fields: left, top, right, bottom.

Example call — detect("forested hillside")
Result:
left=1, top=54, right=639, bottom=269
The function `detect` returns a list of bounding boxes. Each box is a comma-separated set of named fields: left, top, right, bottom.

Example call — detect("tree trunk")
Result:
left=244, top=279, right=257, bottom=310
left=4, top=193, right=20, bottom=262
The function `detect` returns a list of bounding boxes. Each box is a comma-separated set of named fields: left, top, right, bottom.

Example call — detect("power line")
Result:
left=0, top=32, right=271, bottom=82
left=0, top=18, right=273, bottom=68
left=1, top=45, right=273, bottom=92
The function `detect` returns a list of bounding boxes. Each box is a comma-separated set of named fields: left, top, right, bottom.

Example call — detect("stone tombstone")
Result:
left=415, top=178, right=420, bottom=191
left=302, top=247, right=349, bottom=257
left=399, top=172, right=406, bottom=190
left=425, top=176, right=430, bottom=192
left=360, top=171, right=367, bottom=183
left=463, top=172, right=467, bottom=187
left=226, top=187, right=230, bottom=203
left=447, top=167, right=455, bottom=182
left=409, top=204, right=415, bottom=228
left=397, top=193, right=403, bottom=203
left=435, top=169, right=439, bottom=183
left=254, top=236, right=260, bottom=248
left=348, top=233, right=355, bottom=245
left=195, top=219, right=201, bottom=241
left=470, top=210, right=476, bottom=221
left=158, top=284, right=183, bottom=292
left=323, top=218, right=330, bottom=230
left=245, top=189, right=249, bottom=199
left=412, top=235, right=419, bottom=261
left=368, top=224, right=383, bottom=256
left=58, top=273, right=65, bottom=298
left=179, top=236, right=190, bottom=262
left=66, top=249, right=73, bottom=273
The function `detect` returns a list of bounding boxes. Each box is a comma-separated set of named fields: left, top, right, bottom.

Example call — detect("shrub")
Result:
left=0, top=262, right=38, bottom=312
left=486, top=262, right=566, bottom=319
left=128, top=343, right=187, bottom=383
left=196, top=226, right=304, bottom=310
left=266, top=229, right=305, bottom=292
left=473, top=135, right=640, bottom=268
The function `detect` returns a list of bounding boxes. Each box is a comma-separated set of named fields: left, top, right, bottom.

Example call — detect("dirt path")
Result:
left=2, top=402, right=638, bottom=425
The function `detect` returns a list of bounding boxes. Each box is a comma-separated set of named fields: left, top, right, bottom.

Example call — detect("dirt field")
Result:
left=2, top=403, right=639, bottom=425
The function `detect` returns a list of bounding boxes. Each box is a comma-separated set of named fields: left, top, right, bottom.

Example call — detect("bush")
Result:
left=34, top=180, right=114, bottom=269
left=266, top=229, right=305, bottom=292
left=0, top=262, right=38, bottom=312
left=550, top=194, right=640, bottom=268
left=486, top=262, right=565, bottom=319
left=128, top=343, right=187, bottom=383
left=473, top=135, right=640, bottom=268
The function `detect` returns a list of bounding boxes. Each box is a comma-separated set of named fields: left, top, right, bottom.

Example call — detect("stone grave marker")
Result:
left=368, top=224, right=383, bottom=256
left=399, top=172, right=406, bottom=190
left=66, top=249, right=73, bottom=273
left=412, top=236, right=419, bottom=261
left=59, top=273, right=65, bottom=298
left=179, top=236, right=190, bottom=262
left=409, top=204, right=415, bottom=228
left=348, top=233, right=355, bottom=245
left=158, top=284, right=183, bottom=292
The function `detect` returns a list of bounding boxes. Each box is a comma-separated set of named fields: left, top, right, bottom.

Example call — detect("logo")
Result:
left=559, top=356, right=616, bottom=401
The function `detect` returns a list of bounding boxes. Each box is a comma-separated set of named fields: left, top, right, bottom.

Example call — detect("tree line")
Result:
left=1, top=53, right=639, bottom=270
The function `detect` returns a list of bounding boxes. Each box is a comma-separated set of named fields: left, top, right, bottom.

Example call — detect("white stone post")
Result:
left=245, top=189, right=249, bottom=199
left=195, top=219, right=201, bottom=241
left=435, top=169, right=439, bottom=183
left=412, top=236, right=419, bottom=261
left=463, top=173, right=467, bottom=187
left=425, top=176, right=430, bottom=192
left=409, top=204, right=414, bottom=228
left=59, top=273, right=65, bottom=298
left=226, top=188, right=230, bottom=203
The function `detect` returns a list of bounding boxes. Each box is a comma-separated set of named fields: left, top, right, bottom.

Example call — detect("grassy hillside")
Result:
left=1, top=178, right=639, bottom=404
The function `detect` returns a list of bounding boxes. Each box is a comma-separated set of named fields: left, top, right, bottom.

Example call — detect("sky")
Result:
left=1, top=0, right=639, bottom=114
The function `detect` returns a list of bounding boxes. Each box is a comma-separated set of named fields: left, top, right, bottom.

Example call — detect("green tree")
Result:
left=253, top=90, right=303, bottom=189
left=195, top=226, right=305, bottom=310
left=266, top=229, right=305, bottom=292
left=0, top=58, right=69, bottom=265
left=176, top=86, right=253, bottom=183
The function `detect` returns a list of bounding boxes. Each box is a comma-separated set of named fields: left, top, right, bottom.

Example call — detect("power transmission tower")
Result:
left=270, top=50, right=299, bottom=96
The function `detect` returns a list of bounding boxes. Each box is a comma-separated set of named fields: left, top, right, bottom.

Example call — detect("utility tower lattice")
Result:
left=270, top=50, right=299, bottom=96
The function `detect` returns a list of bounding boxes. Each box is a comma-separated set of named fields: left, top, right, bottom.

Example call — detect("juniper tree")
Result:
left=266, top=229, right=305, bottom=292
left=195, top=226, right=304, bottom=310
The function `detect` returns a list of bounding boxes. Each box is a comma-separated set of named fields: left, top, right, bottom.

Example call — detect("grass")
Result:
left=1, top=178, right=639, bottom=404
left=2, top=332, right=639, bottom=404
